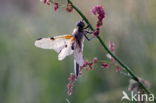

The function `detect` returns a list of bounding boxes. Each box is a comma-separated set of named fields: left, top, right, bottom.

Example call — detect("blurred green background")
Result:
left=0, top=0, right=156, bottom=103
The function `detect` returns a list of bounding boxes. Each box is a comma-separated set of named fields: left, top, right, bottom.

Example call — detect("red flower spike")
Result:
left=66, top=73, right=77, bottom=96
left=91, top=5, right=105, bottom=36
left=68, top=73, right=76, bottom=82
left=41, top=0, right=50, bottom=5
left=92, top=57, right=98, bottom=63
left=66, top=3, right=73, bottom=12
left=67, top=83, right=74, bottom=96
left=91, top=5, right=105, bottom=28
left=109, top=41, right=116, bottom=52
left=93, top=28, right=100, bottom=36
left=54, top=2, right=59, bottom=11
left=115, top=65, right=121, bottom=72
left=97, top=21, right=103, bottom=28
left=89, top=63, right=95, bottom=70
left=83, top=60, right=89, bottom=67
left=101, top=63, right=110, bottom=69
left=43, top=0, right=47, bottom=4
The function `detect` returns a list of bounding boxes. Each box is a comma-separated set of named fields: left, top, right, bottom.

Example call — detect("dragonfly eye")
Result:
left=76, top=21, right=85, bottom=28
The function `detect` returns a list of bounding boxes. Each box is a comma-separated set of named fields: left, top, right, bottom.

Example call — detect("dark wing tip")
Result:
left=37, top=38, right=42, bottom=40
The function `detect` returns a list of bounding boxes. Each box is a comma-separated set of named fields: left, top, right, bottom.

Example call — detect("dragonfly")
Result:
left=34, top=21, right=93, bottom=77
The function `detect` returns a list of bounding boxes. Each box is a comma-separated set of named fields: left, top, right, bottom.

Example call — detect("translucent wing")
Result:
left=35, top=35, right=76, bottom=60
left=58, top=38, right=75, bottom=60
left=35, top=35, right=74, bottom=53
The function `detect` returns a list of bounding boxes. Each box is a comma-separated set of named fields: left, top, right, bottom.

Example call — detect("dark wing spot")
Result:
left=65, top=44, right=68, bottom=48
left=50, top=37, right=55, bottom=40
left=37, top=38, right=42, bottom=40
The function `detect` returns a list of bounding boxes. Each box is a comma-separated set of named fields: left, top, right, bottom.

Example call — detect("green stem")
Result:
left=67, top=0, right=156, bottom=102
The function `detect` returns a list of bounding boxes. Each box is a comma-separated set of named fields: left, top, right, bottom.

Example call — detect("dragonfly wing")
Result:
left=58, top=39, right=75, bottom=60
left=34, top=35, right=74, bottom=53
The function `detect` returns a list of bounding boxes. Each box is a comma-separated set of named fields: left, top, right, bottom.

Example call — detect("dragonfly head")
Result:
left=76, top=21, right=85, bottom=29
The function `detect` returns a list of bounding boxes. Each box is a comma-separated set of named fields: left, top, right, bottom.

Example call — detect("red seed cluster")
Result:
left=67, top=73, right=76, bottom=96
left=82, top=57, right=98, bottom=70
left=66, top=56, right=122, bottom=96
left=107, top=41, right=122, bottom=72
left=67, top=58, right=98, bottom=96
left=91, top=6, right=105, bottom=36
left=114, top=65, right=121, bottom=72
left=40, top=0, right=74, bottom=12
left=93, top=28, right=100, bottom=36
left=66, top=3, right=73, bottom=12
left=101, top=63, right=110, bottom=69
left=109, top=41, right=116, bottom=52
left=41, top=0, right=50, bottom=5
left=54, top=2, right=59, bottom=11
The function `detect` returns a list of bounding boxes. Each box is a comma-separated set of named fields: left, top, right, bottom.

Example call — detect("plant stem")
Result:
left=67, top=0, right=156, bottom=102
